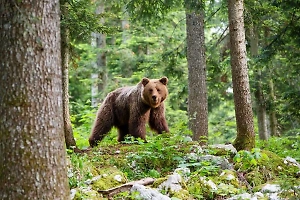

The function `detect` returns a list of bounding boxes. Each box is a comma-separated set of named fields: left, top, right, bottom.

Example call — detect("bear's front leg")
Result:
left=149, top=104, right=169, bottom=134
left=128, top=116, right=147, bottom=141
left=117, top=125, right=129, bottom=142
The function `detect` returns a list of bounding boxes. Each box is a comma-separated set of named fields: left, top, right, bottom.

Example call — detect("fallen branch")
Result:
left=98, top=177, right=155, bottom=199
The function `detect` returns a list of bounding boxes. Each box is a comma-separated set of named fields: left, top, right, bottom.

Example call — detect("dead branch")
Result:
left=98, top=177, right=155, bottom=199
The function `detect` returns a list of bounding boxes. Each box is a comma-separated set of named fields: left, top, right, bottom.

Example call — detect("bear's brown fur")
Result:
left=89, top=77, right=169, bottom=147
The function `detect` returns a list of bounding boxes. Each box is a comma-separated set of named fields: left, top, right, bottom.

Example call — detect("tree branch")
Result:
left=98, top=177, right=155, bottom=199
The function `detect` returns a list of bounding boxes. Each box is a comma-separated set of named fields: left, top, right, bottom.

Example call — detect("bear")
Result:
left=89, top=76, right=170, bottom=147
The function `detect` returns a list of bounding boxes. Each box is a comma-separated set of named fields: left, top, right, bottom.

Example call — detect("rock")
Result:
left=261, top=184, right=281, bottom=193
left=226, top=192, right=266, bottom=200
left=131, top=184, right=171, bottom=200
left=114, top=174, right=123, bottom=182
left=226, top=192, right=252, bottom=200
left=174, top=168, right=190, bottom=181
left=199, top=177, right=217, bottom=190
left=197, top=155, right=233, bottom=170
left=70, top=188, right=77, bottom=200
left=284, top=156, right=300, bottom=169
left=210, top=144, right=237, bottom=155
left=158, top=173, right=183, bottom=192
left=189, top=144, right=203, bottom=154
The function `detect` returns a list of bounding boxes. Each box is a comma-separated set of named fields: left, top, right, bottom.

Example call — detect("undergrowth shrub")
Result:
left=256, top=134, right=300, bottom=161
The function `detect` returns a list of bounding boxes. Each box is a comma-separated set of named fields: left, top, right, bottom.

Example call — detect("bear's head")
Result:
left=141, top=77, right=168, bottom=108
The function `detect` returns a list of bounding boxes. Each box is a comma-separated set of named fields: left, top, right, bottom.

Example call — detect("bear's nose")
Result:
left=152, top=95, right=157, bottom=101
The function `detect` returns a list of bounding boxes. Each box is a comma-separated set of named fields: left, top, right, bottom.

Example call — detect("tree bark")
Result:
left=61, top=0, right=78, bottom=149
left=228, top=0, right=255, bottom=151
left=91, top=2, right=107, bottom=107
left=185, top=1, right=208, bottom=143
left=254, top=73, right=268, bottom=140
left=249, top=26, right=268, bottom=140
left=264, top=27, right=279, bottom=137
left=269, top=79, right=279, bottom=136
left=0, top=1, right=70, bottom=199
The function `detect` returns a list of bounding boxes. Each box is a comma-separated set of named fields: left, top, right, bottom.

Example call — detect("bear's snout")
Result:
left=152, top=95, right=157, bottom=101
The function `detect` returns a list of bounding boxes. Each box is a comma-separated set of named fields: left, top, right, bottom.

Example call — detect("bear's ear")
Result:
left=142, top=77, right=150, bottom=86
left=159, top=76, right=168, bottom=85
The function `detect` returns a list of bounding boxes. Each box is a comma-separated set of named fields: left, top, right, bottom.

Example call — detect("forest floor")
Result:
left=68, top=133, right=300, bottom=200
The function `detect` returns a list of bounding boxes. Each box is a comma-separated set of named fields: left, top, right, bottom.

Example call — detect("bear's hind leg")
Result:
left=89, top=103, right=114, bottom=147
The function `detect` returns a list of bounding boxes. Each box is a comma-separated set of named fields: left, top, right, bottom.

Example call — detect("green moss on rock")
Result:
left=73, top=189, right=101, bottom=200
left=92, top=166, right=127, bottom=191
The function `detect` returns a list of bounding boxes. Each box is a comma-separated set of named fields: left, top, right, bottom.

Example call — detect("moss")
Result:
left=241, top=150, right=299, bottom=188
left=219, top=170, right=239, bottom=188
left=233, top=133, right=255, bottom=151
left=187, top=175, right=217, bottom=199
left=73, top=189, right=102, bottom=200
left=152, top=177, right=168, bottom=188
left=92, top=166, right=127, bottom=191
left=246, top=169, right=265, bottom=187
left=172, top=189, right=192, bottom=199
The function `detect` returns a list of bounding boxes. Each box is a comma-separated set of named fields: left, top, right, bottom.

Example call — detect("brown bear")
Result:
left=89, top=77, right=170, bottom=147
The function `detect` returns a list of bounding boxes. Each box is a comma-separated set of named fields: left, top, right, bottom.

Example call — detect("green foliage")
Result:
left=61, top=0, right=115, bottom=43
left=124, top=0, right=183, bottom=24
left=67, top=153, right=94, bottom=188
left=68, top=0, right=300, bottom=150
left=256, top=135, right=300, bottom=161
left=233, top=148, right=269, bottom=171
left=208, top=101, right=236, bottom=144
left=71, top=102, right=97, bottom=148
left=124, top=133, right=188, bottom=180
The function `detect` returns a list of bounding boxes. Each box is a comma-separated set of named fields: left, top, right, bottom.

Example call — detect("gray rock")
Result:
left=131, top=184, right=171, bottom=200
left=158, top=173, right=183, bottom=192
left=210, top=144, right=237, bottom=155
left=197, top=155, right=233, bottom=170
left=284, top=156, right=300, bottom=169
left=174, top=168, right=190, bottom=181
left=261, top=184, right=281, bottom=193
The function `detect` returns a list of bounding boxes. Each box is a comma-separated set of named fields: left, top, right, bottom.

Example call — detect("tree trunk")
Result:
left=91, top=2, right=107, bottom=107
left=269, top=79, right=279, bottom=136
left=249, top=26, right=268, bottom=140
left=0, top=1, right=70, bottom=199
left=185, top=1, right=208, bottom=143
left=254, top=72, right=268, bottom=140
left=61, top=0, right=78, bottom=150
left=228, top=0, right=255, bottom=151
left=264, top=27, right=279, bottom=137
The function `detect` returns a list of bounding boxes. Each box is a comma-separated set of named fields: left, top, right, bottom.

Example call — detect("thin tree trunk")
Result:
left=61, top=0, right=78, bottom=150
left=185, top=1, right=208, bottom=143
left=228, top=0, right=255, bottom=151
left=91, top=2, right=107, bottom=106
left=0, top=1, right=70, bottom=199
left=254, top=72, right=268, bottom=140
left=61, top=27, right=78, bottom=149
left=269, top=79, right=279, bottom=136
left=264, top=27, right=279, bottom=137
left=249, top=26, right=268, bottom=140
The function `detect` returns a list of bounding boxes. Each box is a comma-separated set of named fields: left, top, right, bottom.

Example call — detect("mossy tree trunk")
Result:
left=185, top=0, right=208, bottom=144
left=228, top=0, right=255, bottom=151
left=0, top=0, right=70, bottom=199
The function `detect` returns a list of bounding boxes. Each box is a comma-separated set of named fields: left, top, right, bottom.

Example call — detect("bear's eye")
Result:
left=157, top=88, right=160, bottom=92
left=149, top=89, right=153, bottom=92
